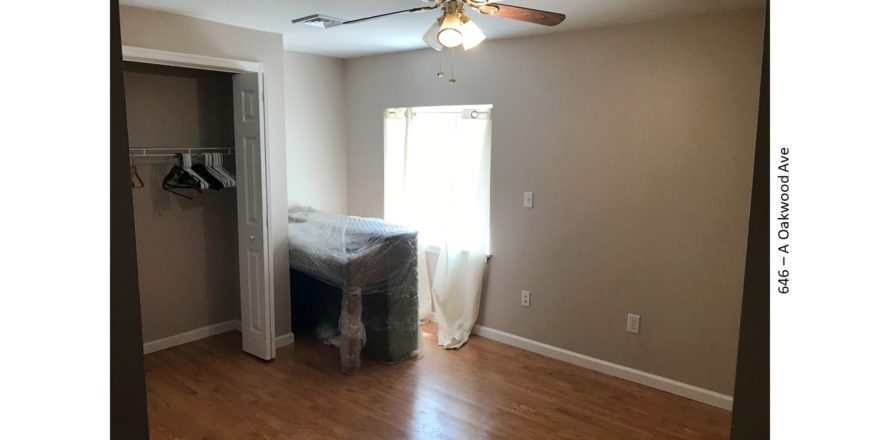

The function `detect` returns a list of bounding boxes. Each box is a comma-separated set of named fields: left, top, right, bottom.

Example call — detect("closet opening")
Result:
left=122, top=48, right=275, bottom=361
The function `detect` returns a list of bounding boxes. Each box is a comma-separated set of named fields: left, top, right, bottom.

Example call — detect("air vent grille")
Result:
left=291, top=14, right=345, bottom=28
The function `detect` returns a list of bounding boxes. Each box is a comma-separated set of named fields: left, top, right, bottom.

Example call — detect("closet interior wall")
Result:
left=124, top=62, right=240, bottom=343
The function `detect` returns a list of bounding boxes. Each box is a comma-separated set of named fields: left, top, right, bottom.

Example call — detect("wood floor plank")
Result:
left=144, top=323, right=730, bottom=439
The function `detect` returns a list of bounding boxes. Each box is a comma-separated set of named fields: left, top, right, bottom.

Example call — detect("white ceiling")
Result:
left=120, top=0, right=764, bottom=58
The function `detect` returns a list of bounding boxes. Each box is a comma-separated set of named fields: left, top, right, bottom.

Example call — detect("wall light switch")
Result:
left=524, top=192, right=534, bottom=208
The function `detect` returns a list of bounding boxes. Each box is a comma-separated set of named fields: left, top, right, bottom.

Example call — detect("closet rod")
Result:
left=128, top=147, right=234, bottom=158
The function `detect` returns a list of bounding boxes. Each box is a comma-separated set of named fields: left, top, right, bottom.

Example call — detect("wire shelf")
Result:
left=129, top=147, right=234, bottom=158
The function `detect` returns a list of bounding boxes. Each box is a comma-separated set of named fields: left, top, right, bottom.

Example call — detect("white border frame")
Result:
left=122, top=45, right=277, bottom=358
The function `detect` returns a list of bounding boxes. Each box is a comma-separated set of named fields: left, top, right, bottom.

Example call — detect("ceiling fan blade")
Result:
left=342, top=4, right=440, bottom=26
left=478, top=3, right=566, bottom=26
left=292, top=4, right=440, bottom=28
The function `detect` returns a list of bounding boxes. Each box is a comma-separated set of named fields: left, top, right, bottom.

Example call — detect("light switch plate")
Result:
left=524, top=192, right=533, bottom=208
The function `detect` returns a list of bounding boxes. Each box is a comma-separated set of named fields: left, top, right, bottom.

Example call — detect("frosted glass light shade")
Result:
left=438, top=14, right=464, bottom=48
left=460, top=19, right=486, bottom=50
left=422, top=20, right=443, bottom=51
left=438, top=28, right=464, bottom=48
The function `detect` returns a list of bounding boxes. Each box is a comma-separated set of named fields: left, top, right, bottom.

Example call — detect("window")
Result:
left=384, top=105, right=492, bottom=253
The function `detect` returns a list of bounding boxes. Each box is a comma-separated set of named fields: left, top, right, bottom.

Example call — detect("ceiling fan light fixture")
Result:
left=422, top=20, right=443, bottom=51
left=438, top=27, right=464, bottom=48
left=460, top=17, right=486, bottom=50
left=437, top=13, right=465, bottom=48
left=423, top=5, right=486, bottom=51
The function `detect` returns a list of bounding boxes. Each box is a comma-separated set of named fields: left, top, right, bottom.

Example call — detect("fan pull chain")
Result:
left=449, top=47, right=457, bottom=84
left=436, top=48, right=445, bottom=78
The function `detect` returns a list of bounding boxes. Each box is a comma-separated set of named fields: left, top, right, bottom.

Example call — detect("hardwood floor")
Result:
left=144, top=324, right=730, bottom=439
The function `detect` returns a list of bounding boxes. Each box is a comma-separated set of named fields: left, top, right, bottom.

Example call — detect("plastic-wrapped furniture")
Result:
left=287, top=207, right=419, bottom=374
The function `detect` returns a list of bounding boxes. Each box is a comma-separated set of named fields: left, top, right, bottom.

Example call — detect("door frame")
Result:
left=122, top=45, right=277, bottom=358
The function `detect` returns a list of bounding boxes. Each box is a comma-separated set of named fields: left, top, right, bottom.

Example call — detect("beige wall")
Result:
left=120, top=6, right=291, bottom=336
left=124, top=63, right=240, bottom=342
left=284, top=51, right=348, bottom=214
left=343, top=10, right=765, bottom=394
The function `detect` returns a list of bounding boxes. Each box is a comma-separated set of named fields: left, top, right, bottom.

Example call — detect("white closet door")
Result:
left=233, top=72, right=275, bottom=360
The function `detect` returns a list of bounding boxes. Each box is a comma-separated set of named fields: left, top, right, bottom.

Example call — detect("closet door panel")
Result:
left=246, top=248, right=264, bottom=333
left=233, top=71, right=275, bottom=360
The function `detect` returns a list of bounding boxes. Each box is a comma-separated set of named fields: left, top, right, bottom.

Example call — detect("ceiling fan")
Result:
left=292, top=1, right=566, bottom=83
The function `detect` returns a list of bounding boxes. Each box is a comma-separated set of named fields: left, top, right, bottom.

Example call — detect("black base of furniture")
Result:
left=291, top=269, right=419, bottom=364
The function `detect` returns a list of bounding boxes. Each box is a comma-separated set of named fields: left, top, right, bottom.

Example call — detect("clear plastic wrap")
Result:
left=287, top=206, right=420, bottom=374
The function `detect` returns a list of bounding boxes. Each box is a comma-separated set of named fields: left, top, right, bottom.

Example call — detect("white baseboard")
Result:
left=232, top=320, right=295, bottom=349
left=471, top=324, right=733, bottom=410
left=143, top=320, right=296, bottom=354
left=275, top=332, right=296, bottom=348
left=143, top=320, right=239, bottom=354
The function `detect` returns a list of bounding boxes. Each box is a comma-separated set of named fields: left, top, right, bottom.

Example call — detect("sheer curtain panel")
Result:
left=385, top=106, right=491, bottom=348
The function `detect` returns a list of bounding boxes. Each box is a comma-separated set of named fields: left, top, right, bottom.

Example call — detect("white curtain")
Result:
left=385, top=107, right=491, bottom=349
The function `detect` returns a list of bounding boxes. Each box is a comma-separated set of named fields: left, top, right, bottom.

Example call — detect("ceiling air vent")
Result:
left=291, top=14, right=345, bottom=28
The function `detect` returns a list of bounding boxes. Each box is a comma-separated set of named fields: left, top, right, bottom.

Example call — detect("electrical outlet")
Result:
left=520, top=290, right=531, bottom=307
left=626, top=314, right=640, bottom=334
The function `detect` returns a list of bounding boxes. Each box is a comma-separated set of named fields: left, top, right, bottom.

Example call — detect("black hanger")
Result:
left=162, top=154, right=202, bottom=199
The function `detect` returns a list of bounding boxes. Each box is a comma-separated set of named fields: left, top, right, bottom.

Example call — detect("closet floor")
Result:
left=144, top=323, right=730, bottom=439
